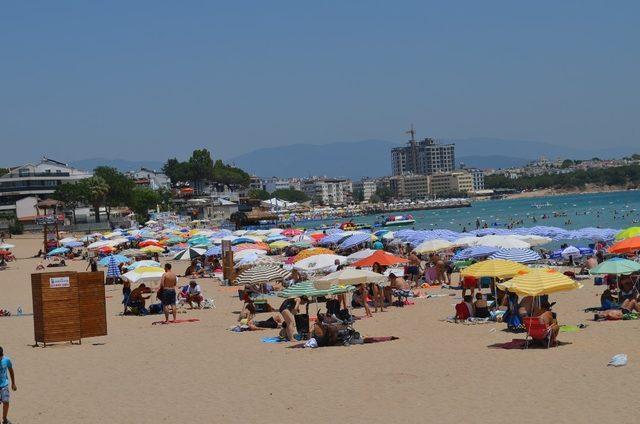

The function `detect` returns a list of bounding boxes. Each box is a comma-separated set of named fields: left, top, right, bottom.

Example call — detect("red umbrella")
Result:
left=351, top=250, right=408, bottom=268
left=282, top=228, right=303, bottom=237
left=0, top=250, right=11, bottom=256
left=139, top=240, right=160, bottom=247
left=99, top=246, right=115, bottom=254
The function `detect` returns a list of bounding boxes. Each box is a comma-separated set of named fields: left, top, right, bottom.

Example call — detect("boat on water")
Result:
left=339, top=221, right=373, bottom=231
left=382, top=214, right=415, bottom=227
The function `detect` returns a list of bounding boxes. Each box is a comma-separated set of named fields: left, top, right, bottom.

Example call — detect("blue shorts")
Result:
left=407, top=266, right=419, bottom=275
left=161, top=289, right=176, bottom=306
left=0, top=386, right=9, bottom=403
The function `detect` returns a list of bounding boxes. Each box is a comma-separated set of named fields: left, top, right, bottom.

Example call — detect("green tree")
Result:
left=129, top=186, right=161, bottom=221
left=53, top=183, right=84, bottom=224
left=248, top=189, right=270, bottom=200
left=374, top=186, right=393, bottom=202
left=560, top=159, right=574, bottom=168
left=352, top=188, right=364, bottom=203
left=162, top=158, right=191, bottom=184
left=0, top=168, right=8, bottom=177
left=81, top=176, right=109, bottom=223
left=271, top=188, right=309, bottom=203
left=93, top=166, right=135, bottom=222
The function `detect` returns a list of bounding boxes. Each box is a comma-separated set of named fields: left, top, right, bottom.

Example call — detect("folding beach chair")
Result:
left=523, top=316, right=552, bottom=349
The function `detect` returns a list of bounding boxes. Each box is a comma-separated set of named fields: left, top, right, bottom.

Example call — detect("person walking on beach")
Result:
left=0, top=346, right=17, bottom=424
left=159, top=263, right=178, bottom=323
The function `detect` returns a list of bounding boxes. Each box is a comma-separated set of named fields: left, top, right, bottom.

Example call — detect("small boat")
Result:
left=339, top=221, right=372, bottom=231
left=383, top=214, right=415, bottom=227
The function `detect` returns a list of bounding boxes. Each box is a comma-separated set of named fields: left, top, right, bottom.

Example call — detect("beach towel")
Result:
left=261, top=335, right=303, bottom=343
left=559, top=325, right=580, bottom=333
left=152, top=318, right=200, bottom=325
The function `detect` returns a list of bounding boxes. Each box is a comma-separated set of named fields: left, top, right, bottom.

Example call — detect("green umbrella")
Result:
left=590, top=258, right=640, bottom=275
left=278, top=281, right=354, bottom=299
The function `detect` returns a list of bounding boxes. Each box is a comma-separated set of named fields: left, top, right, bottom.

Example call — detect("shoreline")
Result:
left=501, top=185, right=635, bottom=200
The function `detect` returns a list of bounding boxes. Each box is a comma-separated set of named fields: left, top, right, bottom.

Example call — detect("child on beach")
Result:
left=0, top=346, right=17, bottom=424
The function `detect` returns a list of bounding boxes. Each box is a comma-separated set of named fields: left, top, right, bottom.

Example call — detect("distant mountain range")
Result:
left=70, top=138, right=636, bottom=179
left=227, top=137, right=635, bottom=179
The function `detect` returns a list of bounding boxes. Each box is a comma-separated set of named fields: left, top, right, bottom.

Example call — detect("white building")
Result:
left=263, top=177, right=302, bottom=193
left=0, top=157, right=92, bottom=216
left=302, top=179, right=352, bottom=205
left=352, top=179, right=377, bottom=202
left=131, top=168, right=171, bottom=190
left=468, top=168, right=485, bottom=191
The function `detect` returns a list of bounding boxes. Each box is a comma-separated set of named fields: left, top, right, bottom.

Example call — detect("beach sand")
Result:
left=1, top=235, right=638, bottom=424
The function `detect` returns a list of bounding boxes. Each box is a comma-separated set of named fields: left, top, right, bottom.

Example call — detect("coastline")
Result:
left=502, top=185, right=635, bottom=200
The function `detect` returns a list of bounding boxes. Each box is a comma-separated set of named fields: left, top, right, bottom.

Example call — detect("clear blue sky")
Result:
left=1, top=1, right=638, bottom=165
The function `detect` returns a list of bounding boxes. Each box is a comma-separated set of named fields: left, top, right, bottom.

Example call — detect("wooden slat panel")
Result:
left=78, top=271, right=107, bottom=338
left=31, top=272, right=81, bottom=344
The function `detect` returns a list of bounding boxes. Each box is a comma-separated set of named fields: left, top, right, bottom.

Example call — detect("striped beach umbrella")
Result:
left=278, top=281, right=354, bottom=299
left=235, top=264, right=291, bottom=285
left=489, top=248, right=541, bottom=264
left=106, top=256, right=121, bottom=278
left=121, top=266, right=165, bottom=284
left=173, top=247, right=206, bottom=261
left=497, top=268, right=582, bottom=297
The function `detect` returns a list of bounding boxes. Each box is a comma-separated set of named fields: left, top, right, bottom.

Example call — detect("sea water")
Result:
left=305, top=190, right=640, bottom=240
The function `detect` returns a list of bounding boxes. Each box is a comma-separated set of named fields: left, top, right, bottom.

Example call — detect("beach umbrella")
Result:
left=235, top=264, right=291, bottom=285
left=350, top=250, right=408, bottom=268
left=269, top=240, right=291, bottom=250
left=590, top=258, right=640, bottom=275
left=291, top=234, right=314, bottom=243
left=560, top=246, right=581, bottom=259
left=414, top=239, right=453, bottom=254
left=452, top=236, right=480, bottom=247
left=338, top=233, right=372, bottom=250
left=120, top=248, right=143, bottom=257
left=234, top=249, right=268, bottom=260
left=461, top=259, right=528, bottom=279
left=46, top=247, right=69, bottom=256
left=98, top=254, right=130, bottom=266
left=513, top=235, right=553, bottom=246
left=346, top=249, right=379, bottom=263
left=126, top=260, right=161, bottom=270
left=293, top=254, right=347, bottom=273
left=615, top=227, right=640, bottom=240
left=608, top=237, right=640, bottom=255
left=488, top=248, right=541, bottom=264
left=282, top=228, right=303, bottom=237
left=141, top=245, right=164, bottom=254
left=58, top=237, right=77, bottom=244
left=80, top=235, right=96, bottom=242
left=473, top=235, right=530, bottom=249
left=452, top=246, right=499, bottom=261
left=0, top=243, right=15, bottom=250
left=318, top=268, right=388, bottom=286
left=87, top=240, right=112, bottom=250
left=236, top=253, right=277, bottom=268
left=173, top=247, right=206, bottom=261
left=278, top=280, right=354, bottom=299
left=292, top=241, right=313, bottom=249
left=63, top=241, right=84, bottom=248
left=106, top=256, right=121, bottom=278
left=232, top=237, right=256, bottom=245
left=204, top=246, right=222, bottom=257
left=291, top=248, right=335, bottom=263
left=121, top=266, right=165, bottom=284
left=497, top=268, right=582, bottom=297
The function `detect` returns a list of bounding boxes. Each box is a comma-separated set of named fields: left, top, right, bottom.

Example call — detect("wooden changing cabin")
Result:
left=31, top=271, right=107, bottom=346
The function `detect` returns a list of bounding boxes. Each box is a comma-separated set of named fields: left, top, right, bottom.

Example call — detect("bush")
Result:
left=8, top=219, right=23, bottom=235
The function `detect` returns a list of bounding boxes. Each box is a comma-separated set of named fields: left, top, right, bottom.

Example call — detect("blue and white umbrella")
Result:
left=452, top=246, right=499, bottom=261
left=489, top=248, right=541, bottom=263
left=47, top=247, right=69, bottom=256
left=106, top=256, right=121, bottom=278
left=338, top=233, right=372, bottom=250
left=98, top=255, right=130, bottom=267
left=63, top=241, right=84, bottom=248
left=205, top=246, right=222, bottom=257
left=126, top=260, right=161, bottom=270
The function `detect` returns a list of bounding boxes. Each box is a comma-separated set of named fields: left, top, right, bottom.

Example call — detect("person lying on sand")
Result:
left=237, top=303, right=283, bottom=331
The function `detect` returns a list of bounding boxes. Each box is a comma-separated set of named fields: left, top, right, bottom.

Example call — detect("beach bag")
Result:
left=149, top=303, right=163, bottom=314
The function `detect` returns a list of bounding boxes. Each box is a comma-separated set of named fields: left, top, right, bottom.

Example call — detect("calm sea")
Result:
left=303, top=190, right=640, bottom=235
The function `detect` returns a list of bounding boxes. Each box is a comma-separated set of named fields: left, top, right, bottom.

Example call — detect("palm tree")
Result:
left=82, top=176, right=109, bottom=223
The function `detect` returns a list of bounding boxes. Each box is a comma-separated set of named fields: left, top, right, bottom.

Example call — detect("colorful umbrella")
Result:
left=590, top=258, right=640, bottom=275
left=235, top=264, right=291, bottom=285
left=608, top=237, right=640, bottom=255
left=278, top=280, right=354, bottom=299
left=497, top=268, right=582, bottom=297
left=291, top=248, right=335, bottom=263
left=461, top=259, right=528, bottom=279
left=318, top=268, right=388, bottom=286
left=173, top=247, right=206, bottom=261
left=350, top=250, right=408, bottom=267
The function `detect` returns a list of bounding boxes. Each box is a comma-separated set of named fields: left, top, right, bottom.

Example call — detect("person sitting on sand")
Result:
left=474, top=293, right=490, bottom=318
left=533, top=298, right=560, bottom=346
left=128, top=283, right=153, bottom=315
left=185, top=280, right=203, bottom=309
left=601, top=286, right=620, bottom=310
left=455, top=295, right=475, bottom=320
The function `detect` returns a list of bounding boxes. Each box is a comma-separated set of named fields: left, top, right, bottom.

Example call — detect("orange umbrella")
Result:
left=139, top=240, right=161, bottom=247
left=99, top=246, right=115, bottom=254
left=608, top=237, right=640, bottom=254
left=351, top=250, right=408, bottom=267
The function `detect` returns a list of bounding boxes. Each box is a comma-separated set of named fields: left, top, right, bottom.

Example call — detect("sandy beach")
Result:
left=0, top=235, right=637, bottom=424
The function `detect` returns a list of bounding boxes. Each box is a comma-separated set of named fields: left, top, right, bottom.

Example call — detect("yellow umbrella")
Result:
left=615, top=226, right=640, bottom=240
left=141, top=245, right=164, bottom=253
left=269, top=240, right=291, bottom=249
left=497, top=268, right=582, bottom=297
left=292, top=247, right=335, bottom=263
left=461, top=259, right=527, bottom=279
